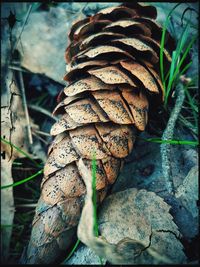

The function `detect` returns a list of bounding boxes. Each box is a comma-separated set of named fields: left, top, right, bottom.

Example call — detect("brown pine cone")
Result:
left=21, top=3, right=174, bottom=264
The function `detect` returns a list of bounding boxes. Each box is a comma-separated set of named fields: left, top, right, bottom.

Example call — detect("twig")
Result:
left=12, top=4, right=33, bottom=54
left=161, top=80, right=186, bottom=194
left=9, top=65, right=29, bottom=73
left=15, top=203, right=37, bottom=208
left=18, top=71, right=33, bottom=144
left=32, top=131, right=48, bottom=145
left=33, top=129, right=51, bottom=137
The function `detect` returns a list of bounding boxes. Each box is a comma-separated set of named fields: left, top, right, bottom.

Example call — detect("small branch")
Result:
left=161, top=81, right=186, bottom=194
left=32, top=131, right=48, bottom=145
left=9, top=65, right=29, bottom=73
left=33, top=129, right=51, bottom=137
left=18, top=71, right=33, bottom=145
left=12, top=4, right=33, bottom=54
left=15, top=203, right=37, bottom=208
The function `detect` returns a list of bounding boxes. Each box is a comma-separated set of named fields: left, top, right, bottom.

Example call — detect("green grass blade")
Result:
left=174, top=35, right=197, bottom=80
left=1, top=224, right=13, bottom=228
left=160, top=20, right=168, bottom=93
left=163, top=29, right=196, bottom=107
left=160, top=3, right=197, bottom=109
left=1, top=136, right=42, bottom=168
left=165, top=25, right=190, bottom=96
left=92, top=153, right=103, bottom=265
left=164, top=51, right=177, bottom=107
left=160, top=3, right=182, bottom=96
left=1, top=169, right=43, bottom=189
left=175, top=24, right=189, bottom=57
left=142, top=137, right=198, bottom=146
left=64, top=239, right=80, bottom=262
left=92, top=153, right=98, bottom=237
left=178, top=61, right=193, bottom=79
left=178, top=115, right=198, bottom=137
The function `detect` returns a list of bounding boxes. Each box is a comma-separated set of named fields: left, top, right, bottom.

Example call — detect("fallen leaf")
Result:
left=175, top=165, right=198, bottom=219
left=77, top=159, right=187, bottom=264
left=18, top=6, right=74, bottom=84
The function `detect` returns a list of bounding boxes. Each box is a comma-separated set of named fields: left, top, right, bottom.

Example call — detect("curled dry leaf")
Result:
left=77, top=159, right=187, bottom=264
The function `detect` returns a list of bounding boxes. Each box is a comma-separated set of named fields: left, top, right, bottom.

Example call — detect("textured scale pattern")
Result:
left=22, top=3, right=174, bottom=264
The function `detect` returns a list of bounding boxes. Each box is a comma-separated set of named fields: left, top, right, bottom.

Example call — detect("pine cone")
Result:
left=22, top=3, right=174, bottom=264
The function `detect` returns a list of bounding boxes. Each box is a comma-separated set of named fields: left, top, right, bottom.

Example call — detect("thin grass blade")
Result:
left=1, top=137, right=42, bottom=168
left=1, top=169, right=43, bottom=189
left=142, top=137, right=198, bottom=146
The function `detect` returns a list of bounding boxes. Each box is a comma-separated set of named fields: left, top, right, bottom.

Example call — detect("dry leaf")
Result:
left=175, top=165, right=198, bottom=219
left=77, top=159, right=186, bottom=264
left=1, top=76, right=29, bottom=261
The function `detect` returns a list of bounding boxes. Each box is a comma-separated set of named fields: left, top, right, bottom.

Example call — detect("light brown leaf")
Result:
left=77, top=159, right=186, bottom=264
